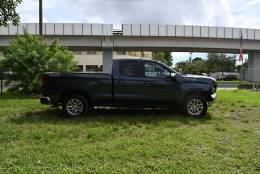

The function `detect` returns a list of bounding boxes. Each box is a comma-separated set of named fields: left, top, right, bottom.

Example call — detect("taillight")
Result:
left=41, top=75, right=47, bottom=95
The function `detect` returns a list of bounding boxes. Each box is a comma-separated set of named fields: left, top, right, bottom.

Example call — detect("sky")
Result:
left=17, top=0, right=260, bottom=65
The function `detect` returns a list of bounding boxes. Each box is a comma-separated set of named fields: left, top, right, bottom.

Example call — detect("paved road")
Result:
left=218, top=82, right=239, bottom=89
left=218, top=88, right=238, bottom=90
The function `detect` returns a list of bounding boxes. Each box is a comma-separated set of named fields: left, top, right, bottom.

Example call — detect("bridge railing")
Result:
left=1, top=23, right=260, bottom=40
left=0, top=23, right=113, bottom=36
left=122, top=24, right=260, bottom=40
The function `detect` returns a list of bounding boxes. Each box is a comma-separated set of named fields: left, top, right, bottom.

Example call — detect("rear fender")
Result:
left=59, top=88, right=92, bottom=104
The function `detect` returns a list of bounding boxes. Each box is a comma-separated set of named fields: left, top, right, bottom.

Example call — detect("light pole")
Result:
left=189, top=52, right=192, bottom=62
left=39, top=0, right=43, bottom=36
left=0, top=71, right=3, bottom=95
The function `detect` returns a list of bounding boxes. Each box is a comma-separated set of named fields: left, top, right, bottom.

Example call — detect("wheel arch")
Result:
left=182, top=90, right=209, bottom=103
left=59, top=88, right=92, bottom=104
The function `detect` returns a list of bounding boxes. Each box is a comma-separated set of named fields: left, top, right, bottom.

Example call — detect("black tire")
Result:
left=183, top=95, right=208, bottom=117
left=62, top=94, right=89, bottom=118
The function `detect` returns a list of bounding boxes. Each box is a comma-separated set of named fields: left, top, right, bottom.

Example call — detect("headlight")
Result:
left=212, top=87, right=216, bottom=93
left=211, top=93, right=217, bottom=99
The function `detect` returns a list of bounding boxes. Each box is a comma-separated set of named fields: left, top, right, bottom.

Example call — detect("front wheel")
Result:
left=62, top=95, right=89, bottom=118
left=183, top=95, right=208, bottom=117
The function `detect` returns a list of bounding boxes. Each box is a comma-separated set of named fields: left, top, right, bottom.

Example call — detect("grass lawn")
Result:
left=217, top=81, right=249, bottom=84
left=217, top=80, right=243, bottom=83
left=0, top=90, right=259, bottom=173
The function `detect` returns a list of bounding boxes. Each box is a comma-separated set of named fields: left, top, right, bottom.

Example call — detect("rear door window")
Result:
left=119, top=61, right=140, bottom=77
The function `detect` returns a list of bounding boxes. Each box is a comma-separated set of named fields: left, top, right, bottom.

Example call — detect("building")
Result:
left=0, top=23, right=153, bottom=72
left=0, top=49, right=152, bottom=72
left=73, top=51, right=152, bottom=72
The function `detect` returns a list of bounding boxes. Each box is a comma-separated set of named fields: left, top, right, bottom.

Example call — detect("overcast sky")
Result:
left=17, top=0, right=259, bottom=64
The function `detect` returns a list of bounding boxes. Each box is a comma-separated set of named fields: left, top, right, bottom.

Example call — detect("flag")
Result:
left=239, top=31, right=244, bottom=62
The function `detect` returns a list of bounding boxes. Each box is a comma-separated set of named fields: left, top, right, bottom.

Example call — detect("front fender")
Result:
left=179, top=82, right=212, bottom=102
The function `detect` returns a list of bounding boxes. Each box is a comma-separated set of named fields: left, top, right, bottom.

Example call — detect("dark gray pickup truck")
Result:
left=41, top=59, right=217, bottom=117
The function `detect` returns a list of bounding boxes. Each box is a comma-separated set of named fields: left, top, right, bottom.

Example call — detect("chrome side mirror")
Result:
left=170, top=72, right=177, bottom=78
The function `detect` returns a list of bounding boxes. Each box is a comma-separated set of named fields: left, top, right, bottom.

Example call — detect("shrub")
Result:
left=1, top=33, right=77, bottom=94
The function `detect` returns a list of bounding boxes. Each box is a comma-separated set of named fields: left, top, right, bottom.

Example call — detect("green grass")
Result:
left=0, top=90, right=260, bottom=173
left=217, top=81, right=248, bottom=84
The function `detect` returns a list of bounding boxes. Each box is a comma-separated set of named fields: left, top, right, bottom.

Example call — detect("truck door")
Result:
left=139, top=61, right=178, bottom=106
left=113, top=60, right=147, bottom=106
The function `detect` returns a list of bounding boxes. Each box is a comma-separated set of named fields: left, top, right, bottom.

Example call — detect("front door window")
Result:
left=144, top=62, right=170, bottom=78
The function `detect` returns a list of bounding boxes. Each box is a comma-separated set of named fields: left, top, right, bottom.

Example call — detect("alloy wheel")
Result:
left=66, top=98, right=84, bottom=116
left=186, top=98, right=204, bottom=116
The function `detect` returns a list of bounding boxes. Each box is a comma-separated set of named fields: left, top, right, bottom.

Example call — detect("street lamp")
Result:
left=39, top=0, right=43, bottom=36
left=0, top=71, right=3, bottom=95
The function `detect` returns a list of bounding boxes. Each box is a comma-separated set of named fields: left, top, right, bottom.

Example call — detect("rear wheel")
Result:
left=62, top=95, right=89, bottom=118
left=183, top=95, right=207, bottom=117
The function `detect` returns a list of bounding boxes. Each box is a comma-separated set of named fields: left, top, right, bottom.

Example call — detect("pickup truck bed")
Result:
left=42, top=72, right=113, bottom=106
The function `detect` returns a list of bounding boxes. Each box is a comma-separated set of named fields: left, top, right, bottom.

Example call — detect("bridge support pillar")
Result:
left=248, top=52, right=260, bottom=82
left=102, top=49, right=113, bottom=74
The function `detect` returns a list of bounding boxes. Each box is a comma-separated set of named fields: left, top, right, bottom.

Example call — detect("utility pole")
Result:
left=189, top=52, right=192, bottom=62
left=0, top=71, right=3, bottom=95
left=39, top=0, right=43, bottom=36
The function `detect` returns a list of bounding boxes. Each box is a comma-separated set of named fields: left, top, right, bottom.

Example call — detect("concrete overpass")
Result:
left=0, top=23, right=260, bottom=82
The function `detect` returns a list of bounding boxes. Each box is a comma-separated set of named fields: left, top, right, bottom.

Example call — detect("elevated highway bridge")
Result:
left=0, top=23, right=260, bottom=82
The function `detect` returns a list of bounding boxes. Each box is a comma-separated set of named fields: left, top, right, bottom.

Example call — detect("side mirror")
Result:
left=170, top=72, right=177, bottom=78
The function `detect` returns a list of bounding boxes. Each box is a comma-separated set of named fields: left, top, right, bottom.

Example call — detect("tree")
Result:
left=176, top=53, right=236, bottom=75
left=193, top=57, right=203, bottom=62
left=206, top=53, right=220, bottom=73
left=206, top=53, right=236, bottom=74
left=153, top=51, right=173, bottom=66
left=1, top=33, right=77, bottom=94
left=191, top=59, right=207, bottom=74
left=175, top=61, right=188, bottom=73
left=175, top=58, right=207, bottom=74
left=0, top=0, right=23, bottom=26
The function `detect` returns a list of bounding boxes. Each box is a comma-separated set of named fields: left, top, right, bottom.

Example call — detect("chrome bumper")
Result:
left=207, top=93, right=217, bottom=107
left=211, top=93, right=217, bottom=99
